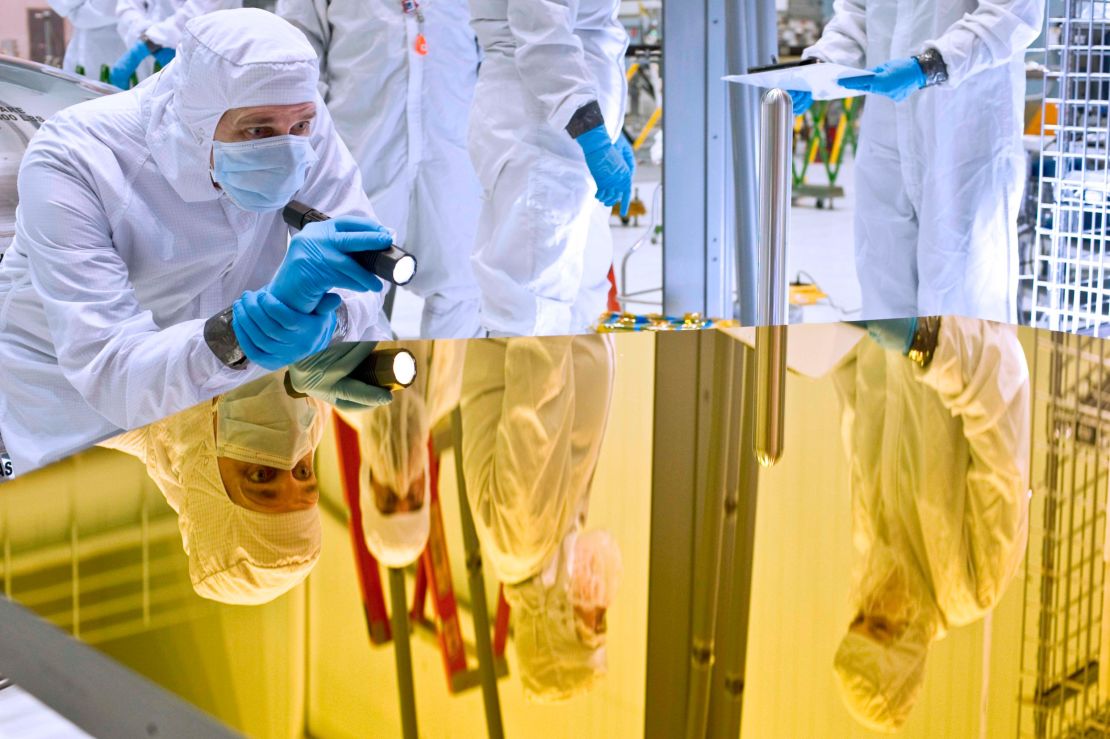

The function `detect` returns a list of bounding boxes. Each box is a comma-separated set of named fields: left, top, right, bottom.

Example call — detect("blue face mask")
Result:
left=211, top=134, right=319, bottom=213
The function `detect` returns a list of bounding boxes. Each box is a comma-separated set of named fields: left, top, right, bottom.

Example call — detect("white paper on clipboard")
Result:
left=723, top=63, right=874, bottom=101
left=721, top=323, right=867, bottom=379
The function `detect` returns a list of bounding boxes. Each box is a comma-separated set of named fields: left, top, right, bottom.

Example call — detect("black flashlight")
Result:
left=283, top=200, right=417, bottom=286
left=350, top=347, right=418, bottom=391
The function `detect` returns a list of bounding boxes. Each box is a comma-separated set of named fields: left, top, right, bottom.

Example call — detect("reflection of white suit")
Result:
left=460, top=335, right=613, bottom=584
left=832, top=317, right=1030, bottom=631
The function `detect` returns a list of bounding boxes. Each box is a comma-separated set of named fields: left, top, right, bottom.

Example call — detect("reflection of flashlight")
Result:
left=351, top=348, right=417, bottom=391
left=283, top=200, right=417, bottom=286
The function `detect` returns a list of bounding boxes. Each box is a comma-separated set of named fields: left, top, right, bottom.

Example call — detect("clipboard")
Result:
left=723, top=60, right=874, bottom=101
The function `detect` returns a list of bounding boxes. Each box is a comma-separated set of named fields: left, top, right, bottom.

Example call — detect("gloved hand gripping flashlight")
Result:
left=283, top=200, right=418, bottom=286
left=351, top=347, right=418, bottom=391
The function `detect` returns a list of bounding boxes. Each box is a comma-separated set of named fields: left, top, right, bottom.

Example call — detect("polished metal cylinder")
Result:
left=753, top=89, right=791, bottom=467
left=756, top=88, right=791, bottom=326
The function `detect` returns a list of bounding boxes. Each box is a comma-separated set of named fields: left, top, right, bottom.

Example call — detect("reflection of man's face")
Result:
left=370, top=470, right=425, bottom=514
left=849, top=613, right=903, bottom=646
left=575, top=605, right=608, bottom=645
left=217, top=452, right=320, bottom=513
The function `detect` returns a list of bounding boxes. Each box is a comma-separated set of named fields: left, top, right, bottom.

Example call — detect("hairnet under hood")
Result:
left=142, top=381, right=327, bottom=606
left=350, top=390, right=431, bottom=568
left=143, top=7, right=320, bottom=203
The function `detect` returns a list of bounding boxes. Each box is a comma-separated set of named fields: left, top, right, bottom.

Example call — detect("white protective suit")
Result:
left=830, top=317, right=1031, bottom=730
left=99, top=375, right=329, bottom=605
left=278, top=0, right=485, bottom=339
left=460, top=335, right=616, bottom=700
left=47, top=0, right=127, bottom=77
left=0, top=9, right=390, bottom=478
left=116, top=0, right=241, bottom=49
left=468, top=0, right=628, bottom=336
left=803, top=0, right=1043, bottom=322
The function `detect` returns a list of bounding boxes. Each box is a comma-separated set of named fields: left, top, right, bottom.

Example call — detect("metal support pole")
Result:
left=388, top=568, right=418, bottom=739
left=753, top=89, right=791, bottom=467
left=708, top=343, right=760, bottom=738
left=452, top=408, right=505, bottom=739
left=684, top=334, right=740, bottom=739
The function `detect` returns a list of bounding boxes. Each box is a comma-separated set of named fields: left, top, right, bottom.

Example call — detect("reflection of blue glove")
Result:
left=838, top=58, right=926, bottom=103
left=268, top=215, right=392, bottom=314
left=616, top=133, right=636, bottom=177
left=787, top=90, right=813, bottom=117
left=576, top=125, right=633, bottom=218
left=109, top=40, right=151, bottom=89
left=152, top=46, right=175, bottom=67
left=232, top=289, right=339, bottom=371
left=858, top=318, right=918, bottom=354
left=288, top=342, right=394, bottom=412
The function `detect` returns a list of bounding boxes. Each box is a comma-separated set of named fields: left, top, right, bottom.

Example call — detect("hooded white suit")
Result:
left=0, top=9, right=389, bottom=477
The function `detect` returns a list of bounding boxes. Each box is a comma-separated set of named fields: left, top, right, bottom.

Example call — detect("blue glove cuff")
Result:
left=900, top=316, right=918, bottom=354
left=575, top=125, right=612, bottom=156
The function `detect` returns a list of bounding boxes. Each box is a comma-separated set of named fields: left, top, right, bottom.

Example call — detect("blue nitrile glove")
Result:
left=109, top=40, right=151, bottom=90
left=232, top=289, right=339, bottom=371
left=616, top=133, right=636, bottom=177
left=853, top=318, right=919, bottom=355
left=575, top=125, right=633, bottom=218
left=268, top=215, right=393, bottom=315
left=838, top=57, right=926, bottom=103
left=787, top=90, right=813, bottom=117
left=287, top=341, right=394, bottom=412
left=152, top=46, right=175, bottom=67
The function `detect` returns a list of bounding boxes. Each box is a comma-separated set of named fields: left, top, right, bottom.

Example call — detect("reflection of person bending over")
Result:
left=100, top=373, right=343, bottom=605
left=460, top=336, right=622, bottom=701
left=831, top=317, right=1030, bottom=730
left=0, top=9, right=395, bottom=478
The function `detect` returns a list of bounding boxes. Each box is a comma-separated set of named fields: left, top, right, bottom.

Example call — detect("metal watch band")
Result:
left=565, top=101, right=605, bottom=139
left=203, top=306, right=248, bottom=370
left=334, top=301, right=350, bottom=340
left=914, top=48, right=948, bottom=87
left=907, top=316, right=941, bottom=368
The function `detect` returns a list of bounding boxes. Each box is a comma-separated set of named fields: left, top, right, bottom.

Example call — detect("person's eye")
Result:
left=248, top=467, right=277, bottom=484
left=291, top=121, right=311, bottom=135
left=246, top=127, right=271, bottom=138
left=293, top=462, right=313, bottom=481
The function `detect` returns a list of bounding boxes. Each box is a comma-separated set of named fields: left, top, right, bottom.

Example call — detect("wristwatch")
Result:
left=907, top=316, right=941, bottom=368
left=203, top=306, right=248, bottom=370
left=914, top=48, right=948, bottom=87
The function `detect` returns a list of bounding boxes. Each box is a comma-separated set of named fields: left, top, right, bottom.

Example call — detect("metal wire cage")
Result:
left=1028, top=0, right=1110, bottom=334
left=1019, top=331, right=1110, bottom=737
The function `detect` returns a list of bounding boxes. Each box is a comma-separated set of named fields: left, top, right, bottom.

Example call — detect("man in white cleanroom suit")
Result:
left=800, top=0, right=1044, bottom=322
left=100, top=373, right=333, bottom=605
left=278, top=0, right=485, bottom=339
left=830, top=317, right=1030, bottom=730
left=46, top=0, right=127, bottom=77
left=460, top=335, right=622, bottom=700
left=0, top=9, right=393, bottom=478
left=468, top=0, right=632, bottom=336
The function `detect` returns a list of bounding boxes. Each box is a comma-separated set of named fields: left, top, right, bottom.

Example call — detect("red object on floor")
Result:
left=607, top=265, right=621, bottom=312
left=333, top=414, right=391, bottom=644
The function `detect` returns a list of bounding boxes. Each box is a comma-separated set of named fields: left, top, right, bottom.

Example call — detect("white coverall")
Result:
left=46, top=0, right=127, bottom=77
left=0, top=9, right=390, bottom=478
left=278, top=0, right=485, bottom=339
left=115, top=0, right=240, bottom=49
left=804, top=0, right=1044, bottom=322
left=831, top=317, right=1030, bottom=726
left=460, top=334, right=613, bottom=585
left=468, top=0, right=628, bottom=336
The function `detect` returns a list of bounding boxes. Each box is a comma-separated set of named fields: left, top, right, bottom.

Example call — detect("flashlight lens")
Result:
left=392, top=255, right=417, bottom=285
left=392, top=350, right=417, bottom=387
